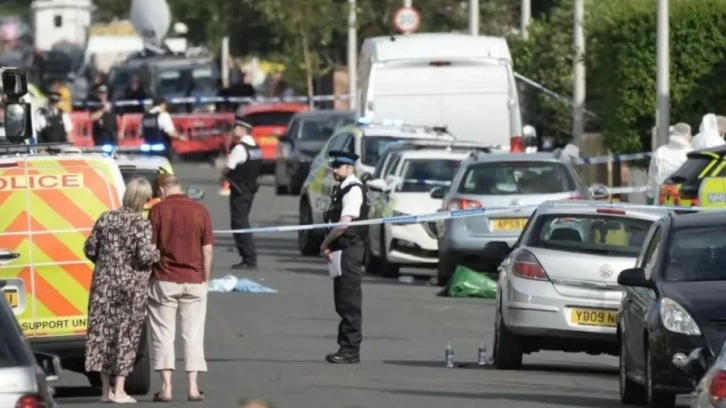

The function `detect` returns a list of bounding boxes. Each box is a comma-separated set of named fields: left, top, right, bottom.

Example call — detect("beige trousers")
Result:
left=148, top=280, right=208, bottom=372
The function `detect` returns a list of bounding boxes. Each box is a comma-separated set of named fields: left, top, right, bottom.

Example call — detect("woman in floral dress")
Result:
left=83, top=177, right=160, bottom=403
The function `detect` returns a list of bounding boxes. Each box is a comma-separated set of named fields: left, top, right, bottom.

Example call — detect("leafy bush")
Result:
left=518, top=0, right=726, bottom=153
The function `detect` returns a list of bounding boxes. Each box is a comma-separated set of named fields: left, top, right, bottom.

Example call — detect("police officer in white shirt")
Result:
left=221, top=116, right=262, bottom=269
left=320, top=150, right=368, bottom=364
left=141, top=98, right=186, bottom=159
left=33, top=92, right=73, bottom=143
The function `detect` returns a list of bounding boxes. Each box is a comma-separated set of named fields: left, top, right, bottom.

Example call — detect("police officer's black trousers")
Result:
left=333, top=241, right=364, bottom=355
left=230, top=191, right=257, bottom=265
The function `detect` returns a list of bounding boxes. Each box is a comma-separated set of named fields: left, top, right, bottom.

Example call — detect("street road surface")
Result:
left=52, top=162, right=690, bottom=407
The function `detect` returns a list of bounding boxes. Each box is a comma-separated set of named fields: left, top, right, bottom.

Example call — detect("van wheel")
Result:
left=125, top=353, right=150, bottom=395
left=86, top=372, right=102, bottom=388
left=298, top=199, right=322, bottom=256
left=379, top=228, right=399, bottom=278
left=126, top=327, right=151, bottom=396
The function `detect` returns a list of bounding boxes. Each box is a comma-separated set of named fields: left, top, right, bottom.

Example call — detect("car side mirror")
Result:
left=361, top=172, right=373, bottom=183
left=4, top=102, right=31, bottom=143
left=367, top=178, right=388, bottom=192
left=185, top=186, right=205, bottom=200
left=589, top=183, right=610, bottom=199
left=483, top=241, right=512, bottom=266
left=617, top=267, right=650, bottom=287
left=2, top=68, right=28, bottom=98
left=430, top=186, right=446, bottom=199
left=34, top=352, right=62, bottom=382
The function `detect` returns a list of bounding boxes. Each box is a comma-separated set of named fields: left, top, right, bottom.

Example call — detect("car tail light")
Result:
left=710, top=370, right=726, bottom=403
left=596, top=208, right=626, bottom=215
left=512, top=249, right=549, bottom=281
left=446, top=198, right=482, bottom=210
left=15, top=395, right=43, bottom=408
left=510, top=136, right=524, bottom=153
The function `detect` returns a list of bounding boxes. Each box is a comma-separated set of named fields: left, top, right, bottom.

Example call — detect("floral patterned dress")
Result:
left=83, top=207, right=160, bottom=376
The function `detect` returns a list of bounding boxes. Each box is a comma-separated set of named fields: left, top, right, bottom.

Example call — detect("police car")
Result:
left=297, top=118, right=455, bottom=256
left=366, top=148, right=471, bottom=277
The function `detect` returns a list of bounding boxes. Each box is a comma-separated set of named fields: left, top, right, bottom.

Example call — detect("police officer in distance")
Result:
left=320, top=150, right=368, bottom=364
left=221, top=116, right=262, bottom=269
left=34, top=92, right=73, bottom=143
left=141, top=98, right=186, bottom=159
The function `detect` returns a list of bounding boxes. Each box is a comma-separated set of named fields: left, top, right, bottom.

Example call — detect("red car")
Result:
left=237, top=103, right=309, bottom=172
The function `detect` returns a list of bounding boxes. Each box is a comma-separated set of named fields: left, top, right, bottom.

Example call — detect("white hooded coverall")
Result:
left=691, top=114, right=725, bottom=150
left=646, top=134, right=693, bottom=200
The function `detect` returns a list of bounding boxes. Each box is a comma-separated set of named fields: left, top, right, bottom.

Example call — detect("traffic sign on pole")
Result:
left=393, top=6, right=420, bottom=34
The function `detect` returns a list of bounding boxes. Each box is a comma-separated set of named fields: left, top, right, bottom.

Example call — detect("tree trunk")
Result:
left=300, top=25, right=314, bottom=109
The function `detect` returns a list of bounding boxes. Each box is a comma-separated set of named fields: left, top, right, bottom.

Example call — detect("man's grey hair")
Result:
left=672, top=122, right=691, bottom=137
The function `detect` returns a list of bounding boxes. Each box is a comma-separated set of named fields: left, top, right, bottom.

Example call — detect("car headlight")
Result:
left=660, top=298, right=701, bottom=336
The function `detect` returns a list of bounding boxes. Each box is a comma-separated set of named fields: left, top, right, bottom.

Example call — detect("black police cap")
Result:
left=328, top=150, right=359, bottom=165
left=234, top=115, right=253, bottom=129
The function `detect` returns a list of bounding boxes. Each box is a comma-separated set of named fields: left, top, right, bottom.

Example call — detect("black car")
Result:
left=274, top=110, right=355, bottom=195
left=617, top=211, right=726, bottom=408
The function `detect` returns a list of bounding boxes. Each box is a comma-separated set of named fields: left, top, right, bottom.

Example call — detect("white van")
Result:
left=358, top=33, right=525, bottom=152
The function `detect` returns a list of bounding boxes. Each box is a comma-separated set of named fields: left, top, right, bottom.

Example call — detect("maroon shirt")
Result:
left=149, top=194, right=214, bottom=283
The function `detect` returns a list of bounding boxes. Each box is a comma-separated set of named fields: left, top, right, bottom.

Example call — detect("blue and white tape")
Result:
left=574, top=152, right=652, bottom=165
left=212, top=197, right=717, bottom=235
left=73, top=94, right=352, bottom=108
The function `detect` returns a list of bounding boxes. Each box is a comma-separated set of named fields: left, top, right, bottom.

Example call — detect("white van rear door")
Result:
left=370, top=60, right=514, bottom=146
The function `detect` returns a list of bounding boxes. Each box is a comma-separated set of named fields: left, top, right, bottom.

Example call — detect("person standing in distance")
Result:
left=141, top=98, right=186, bottom=159
left=33, top=91, right=73, bottom=143
left=221, top=115, right=262, bottom=269
left=320, top=150, right=368, bottom=364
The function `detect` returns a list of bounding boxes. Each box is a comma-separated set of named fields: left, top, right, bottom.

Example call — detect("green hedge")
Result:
left=514, top=0, right=726, bottom=153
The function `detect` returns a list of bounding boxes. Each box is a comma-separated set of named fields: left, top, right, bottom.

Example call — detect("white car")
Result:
left=365, top=148, right=469, bottom=277
left=485, top=201, right=672, bottom=370
left=297, top=119, right=455, bottom=255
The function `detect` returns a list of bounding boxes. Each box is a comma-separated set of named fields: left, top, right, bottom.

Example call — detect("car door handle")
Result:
left=0, top=251, right=19, bottom=261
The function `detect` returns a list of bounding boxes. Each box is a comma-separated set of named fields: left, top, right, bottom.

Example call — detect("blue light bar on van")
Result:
left=101, top=144, right=114, bottom=153
left=140, top=143, right=166, bottom=152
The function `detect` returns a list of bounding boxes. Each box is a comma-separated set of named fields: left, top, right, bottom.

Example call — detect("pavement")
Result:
left=52, top=162, right=691, bottom=408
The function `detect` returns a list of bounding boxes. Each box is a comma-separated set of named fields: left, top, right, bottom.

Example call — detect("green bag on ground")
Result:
left=446, top=265, right=498, bottom=298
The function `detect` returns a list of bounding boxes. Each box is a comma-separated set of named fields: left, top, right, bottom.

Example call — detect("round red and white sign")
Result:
left=393, top=7, right=420, bottom=34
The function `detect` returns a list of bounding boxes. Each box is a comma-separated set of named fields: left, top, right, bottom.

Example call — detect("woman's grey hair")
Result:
left=122, top=177, right=153, bottom=212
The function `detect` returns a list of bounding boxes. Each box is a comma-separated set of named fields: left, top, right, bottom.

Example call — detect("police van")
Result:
left=0, top=72, right=151, bottom=395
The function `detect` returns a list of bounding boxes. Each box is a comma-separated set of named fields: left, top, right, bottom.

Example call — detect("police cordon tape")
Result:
left=73, top=94, right=353, bottom=108
left=574, top=151, right=652, bottom=165
left=212, top=198, right=721, bottom=235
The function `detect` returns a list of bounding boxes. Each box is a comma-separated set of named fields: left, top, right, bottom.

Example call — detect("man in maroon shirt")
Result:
left=148, top=174, right=214, bottom=402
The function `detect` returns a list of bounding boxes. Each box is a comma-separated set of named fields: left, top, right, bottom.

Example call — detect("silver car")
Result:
left=484, top=201, right=671, bottom=370
left=0, top=292, right=60, bottom=408
left=433, top=151, right=609, bottom=285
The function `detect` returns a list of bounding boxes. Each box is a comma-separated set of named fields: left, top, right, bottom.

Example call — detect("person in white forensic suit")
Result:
left=646, top=123, right=693, bottom=205
left=691, top=113, right=725, bottom=150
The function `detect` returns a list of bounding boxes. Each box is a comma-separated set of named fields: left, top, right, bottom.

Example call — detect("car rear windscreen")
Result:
left=527, top=214, right=654, bottom=257
left=666, top=226, right=726, bottom=282
left=398, top=158, right=461, bottom=192
left=665, top=157, right=712, bottom=184
left=361, top=136, right=409, bottom=166
left=458, top=161, right=576, bottom=195
left=243, top=111, right=296, bottom=127
left=300, top=116, right=355, bottom=140
left=121, top=169, right=160, bottom=186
